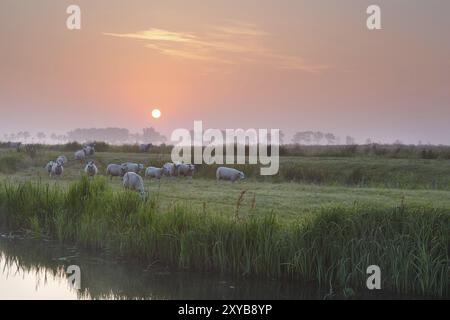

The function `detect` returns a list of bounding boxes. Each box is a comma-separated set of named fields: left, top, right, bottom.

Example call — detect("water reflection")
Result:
left=0, top=232, right=327, bottom=300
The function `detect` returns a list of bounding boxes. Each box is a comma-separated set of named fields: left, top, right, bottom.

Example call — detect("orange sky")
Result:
left=1, top=0, right=449, bottom=144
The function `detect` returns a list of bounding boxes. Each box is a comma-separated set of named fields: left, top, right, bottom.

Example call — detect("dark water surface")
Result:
left=0, top=231, right=327, bottom=300
left=0, top=231, right=417, bottom=300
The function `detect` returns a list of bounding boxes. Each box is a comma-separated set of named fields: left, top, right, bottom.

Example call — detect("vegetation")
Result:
left=2, top=145, right=450, bottom=190
left=0, top=144, right=449, bottom=298
left=0, top=177, right=448, bottom=298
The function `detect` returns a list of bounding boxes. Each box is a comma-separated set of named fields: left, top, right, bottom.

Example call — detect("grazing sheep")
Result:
left=83, top=145, right=95, bottom=156
left=50, top=162, right=64, bottom=178
left=122, top=162, right=144, bottom=174
left=162, top=162, right=180, bottom=177
left=122, top=172, right=145, bottom=197
left=56, top=155, right=68, bottom=165
left=139, top=144, right=152, bottom=153
left=106, top=164, right=126, bottom=180
left=74, top=149, right=86, bottom=162
left=216, top=167, right=245, bottom=183
left=177, top=164, right=195, bottom=179
left=45, top=160, right=56, bottom=176
left=84, top=161, right=98, bottom=177
left=145, top=166, right=164, bottom=180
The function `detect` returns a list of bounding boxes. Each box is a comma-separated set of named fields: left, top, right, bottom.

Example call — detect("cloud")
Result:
left=103, top=22, right=328, bottom=72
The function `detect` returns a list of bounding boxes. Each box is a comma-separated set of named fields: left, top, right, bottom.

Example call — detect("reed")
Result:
left=0, top=177, right=448, bottom=297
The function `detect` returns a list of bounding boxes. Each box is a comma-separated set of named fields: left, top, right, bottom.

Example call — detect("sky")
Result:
left=1, top=0, right=449, bottom=144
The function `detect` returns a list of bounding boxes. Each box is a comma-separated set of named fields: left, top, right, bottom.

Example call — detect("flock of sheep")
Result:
left=44, top=144, right=246, bottom=197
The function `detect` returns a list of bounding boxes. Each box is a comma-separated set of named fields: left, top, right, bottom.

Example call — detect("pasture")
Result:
left=0, top=146, right=449, bottom=298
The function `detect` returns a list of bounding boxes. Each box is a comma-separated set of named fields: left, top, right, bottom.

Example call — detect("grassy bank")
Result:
left=0, top=177, right=448, bottom=297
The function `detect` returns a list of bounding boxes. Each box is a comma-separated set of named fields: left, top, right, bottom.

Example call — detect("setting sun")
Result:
left=151, top=109, right=161, bottom=119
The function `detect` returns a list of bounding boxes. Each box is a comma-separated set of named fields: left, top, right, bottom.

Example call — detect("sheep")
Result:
left=162, top=162, right=180, bottom=177
left=56, top=155, right=68, bottom=165
left=144, top=166, right=164, bottom=180
left=106, top=164, right=126, bottom=180
left=216, top=167, right=245, bottom=183
left=50, top=162, right=64, bottom=178
left=177, top=164, right=195, bottom=180
left=122, top=162, right=144, bottom=174
left=74, top=149, right=86, bottom=163
left=45, top=160, right=56, bottom=176
left=139, top=144, right=152, bottom=153
left=84, top=161, right=98, bottom=177
left=83, top=145, right=95, bottom=156
left=122, top=172, right=145, bottom=197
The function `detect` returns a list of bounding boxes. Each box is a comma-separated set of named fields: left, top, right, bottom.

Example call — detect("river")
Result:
left=0, top=230, right=332, bottom=300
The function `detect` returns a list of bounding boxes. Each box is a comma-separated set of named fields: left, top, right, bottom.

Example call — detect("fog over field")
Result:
left=1, top=0, right=450, bottom=144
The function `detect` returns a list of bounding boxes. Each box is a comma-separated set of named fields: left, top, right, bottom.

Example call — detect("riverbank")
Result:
left=1, top=177, right=448, bottom=298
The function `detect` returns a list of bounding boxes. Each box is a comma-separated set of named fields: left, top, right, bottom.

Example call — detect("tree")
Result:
left=313, top=131, right=324, bottom=145
left=66, top=128, right=129, bottom=144
left=37, top=132, right=46, bottom=142
left=324, top=133, right=337, bottom=145
left=292, top=131, right=314, bottom=145
left=279, top=130, right=285, bottom=145
left=142, top=127, right=167, bottom=144
left=345, top=136, right=355, bottom=145
left=23, top=131, right=30, bottom=142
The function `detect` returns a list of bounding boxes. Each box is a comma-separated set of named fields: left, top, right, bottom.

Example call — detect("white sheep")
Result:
left=45, top=160, right=56, bottom=176
left=106, top=164, right=126, bottom=180
left=56, top=155, right=68, bottom=165
left=122, top=172, right=145, bottom=197
left=162, top=162, right=180, bottom=177
left=177, top=164, right=195, bottom=180
left=122, top=162, right=144, bottom=174
left=83, top=145, right=95, bottom=156
left=84, top=161, right=98, bottom=177
left=216, top=167, right=245, bottom=183
left=74, top=149, right=86, bottom=163
left=50, top=162, right=64, bottom=178
left=144, top=167, right=164, bottom=180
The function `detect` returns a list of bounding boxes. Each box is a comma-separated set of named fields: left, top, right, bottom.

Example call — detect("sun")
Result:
left=151, top=109, right=161, bottom=119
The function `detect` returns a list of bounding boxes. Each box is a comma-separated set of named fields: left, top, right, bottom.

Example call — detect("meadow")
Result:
left=0, top=144, right=449, bottom=298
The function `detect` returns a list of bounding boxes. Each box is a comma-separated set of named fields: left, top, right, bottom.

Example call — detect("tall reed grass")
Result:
left=0, top=177, right=448, bottom=297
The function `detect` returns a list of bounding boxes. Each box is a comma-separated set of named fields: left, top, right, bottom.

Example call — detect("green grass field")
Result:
left=0, top=147, right=449, bottom=297
left=1, top=148, right=450, bottom=220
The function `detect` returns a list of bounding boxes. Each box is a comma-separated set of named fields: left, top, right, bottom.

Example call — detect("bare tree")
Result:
left=292, top=131, right=314, bottom=145
left=324, top=133, right=337, bottom=145
left=313, top=131, right=324, bottom=145
left=36, top=132, right=46, bottom=143
left=345, top=136, right=355, bottom=145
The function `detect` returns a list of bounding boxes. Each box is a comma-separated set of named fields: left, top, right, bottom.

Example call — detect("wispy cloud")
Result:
left=103, top=22, right=328, bottom=72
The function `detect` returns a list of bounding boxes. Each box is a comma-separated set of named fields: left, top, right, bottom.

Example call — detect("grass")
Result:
left=14, top=141, right=450, bottom=160
left=3, top=148, right=450, bottom=189
left=0, top=177, right=448, bottom=297
left=0, top=147, right=449, bottom=297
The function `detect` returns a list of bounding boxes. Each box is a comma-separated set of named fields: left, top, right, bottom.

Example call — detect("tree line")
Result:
left=2, top=127, right=168, bottom=144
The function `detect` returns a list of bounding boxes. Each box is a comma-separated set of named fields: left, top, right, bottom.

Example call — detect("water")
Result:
left=1, top=231, right=425, bottom=300
left=0, top=231, right=329, bottom=300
